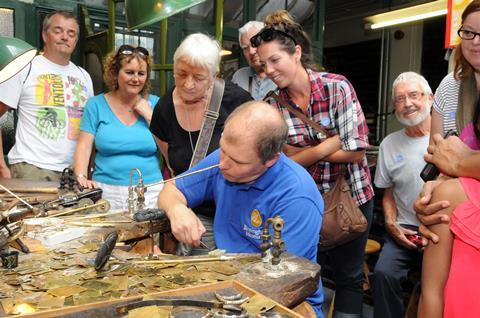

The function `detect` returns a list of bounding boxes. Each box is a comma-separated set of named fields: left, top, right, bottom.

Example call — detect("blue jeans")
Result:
left=329, top=199, right=374, bottom=316
left=372, top=227, right=422, bottom=318
left=176, top=214, right=217, bottom=256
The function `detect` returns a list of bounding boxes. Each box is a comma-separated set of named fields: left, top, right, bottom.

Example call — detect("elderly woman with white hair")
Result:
left=149, top=33, right=252, bottom=255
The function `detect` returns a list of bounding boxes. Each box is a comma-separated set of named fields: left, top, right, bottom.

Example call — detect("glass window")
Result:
left=0, top=8, right=14, bottom=37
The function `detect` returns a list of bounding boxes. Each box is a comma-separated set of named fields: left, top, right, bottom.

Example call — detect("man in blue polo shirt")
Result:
left=157, top=100, right=324, bottom=316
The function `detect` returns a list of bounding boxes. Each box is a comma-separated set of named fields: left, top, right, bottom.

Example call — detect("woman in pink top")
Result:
left=418, top=98, right=480, bottom=317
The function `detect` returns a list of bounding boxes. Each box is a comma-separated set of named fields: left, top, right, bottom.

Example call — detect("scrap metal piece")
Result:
left=94, top=231, right=118, bottom=271
left=256, top=312, right=292, bottom=318
left=116, top=299, right=230, bottom=315
left=215, top=292, right=249, bottom=305
left=240, top=294, right=276, bottom=316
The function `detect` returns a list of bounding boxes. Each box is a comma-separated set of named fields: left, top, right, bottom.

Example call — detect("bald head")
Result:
left=224, top=101, right=288, bottom=163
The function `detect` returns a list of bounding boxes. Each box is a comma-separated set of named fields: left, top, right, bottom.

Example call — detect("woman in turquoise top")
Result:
left=73, top=45, right=163, bottom=210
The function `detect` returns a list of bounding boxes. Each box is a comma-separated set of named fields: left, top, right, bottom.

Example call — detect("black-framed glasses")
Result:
left=457, top=28, right=480, bottom=41
left=117, top=44, right=149, bottom=58
left=250, top=27, right=297, bottom=48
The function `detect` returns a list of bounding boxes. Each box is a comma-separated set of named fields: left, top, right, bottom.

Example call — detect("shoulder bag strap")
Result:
left=266, top=91, right=332, bottom=137
left=189, top=78, right=225, bottom=168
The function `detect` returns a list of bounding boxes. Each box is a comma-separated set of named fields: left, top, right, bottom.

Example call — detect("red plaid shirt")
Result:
left=268, top=69, right=374, bottom=206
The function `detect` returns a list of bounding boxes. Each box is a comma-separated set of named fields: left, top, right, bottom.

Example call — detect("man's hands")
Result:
left=385, top=222, right=419, bottom=249
left=167, top=204, right=206, bottom=247
left=414, top=178, right=451, bottom=244
left=425, top=134, right=474, bottom=177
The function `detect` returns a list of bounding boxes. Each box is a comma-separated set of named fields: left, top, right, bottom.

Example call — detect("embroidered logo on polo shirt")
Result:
left=250, top=209, right=263, bottom=227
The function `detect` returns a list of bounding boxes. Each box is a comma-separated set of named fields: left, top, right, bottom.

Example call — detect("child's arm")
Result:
left=418, top=178, right=468, bottom=318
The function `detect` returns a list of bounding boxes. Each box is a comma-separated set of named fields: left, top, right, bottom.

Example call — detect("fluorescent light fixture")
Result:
left=220, top=49, right=232, bottom=56
left=365, top=0, right=447, bottom=30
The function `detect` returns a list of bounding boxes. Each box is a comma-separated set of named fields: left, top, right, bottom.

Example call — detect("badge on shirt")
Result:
left=250, top=209, right=263, bottom=228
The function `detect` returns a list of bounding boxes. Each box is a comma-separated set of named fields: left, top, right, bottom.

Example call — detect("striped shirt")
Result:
left=268, top=69, right=374, bottom=206
left=433, top=72, right=460, bottom=134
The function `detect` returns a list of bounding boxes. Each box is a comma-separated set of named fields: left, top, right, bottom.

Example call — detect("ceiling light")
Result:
left=220, top=49, right=232, bottom=56
left=125, top=0, right=208, bottom=30
left=365, top=0, right=447, bottom=30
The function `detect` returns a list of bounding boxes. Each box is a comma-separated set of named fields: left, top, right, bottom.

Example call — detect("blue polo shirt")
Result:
left=176, top=149, right=324, bottom=317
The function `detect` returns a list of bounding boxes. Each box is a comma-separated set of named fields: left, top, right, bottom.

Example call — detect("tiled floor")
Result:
left=321, top=287, right=374, bottom=318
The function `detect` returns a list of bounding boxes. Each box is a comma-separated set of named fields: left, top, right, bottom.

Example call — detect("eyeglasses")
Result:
left=250, top=27, right=297, bottom=48
left=117, top=44, right=149, bottom=58
left=457, top=28, right=480, bottom=41
left=394, top=91, right=425, bottom=105
left=173, top=71, right=210, bottom=85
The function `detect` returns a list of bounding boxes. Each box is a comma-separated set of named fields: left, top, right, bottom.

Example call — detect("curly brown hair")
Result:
left=103, top=47, right=153, bottom=96
left=454, top=0, right=480, bottom=80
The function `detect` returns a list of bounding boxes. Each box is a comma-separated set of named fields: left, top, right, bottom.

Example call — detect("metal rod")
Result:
left=133, top=255, right=233, bottom=265
left=145, top=164, right=220, bottom=188
left=0, top=183, right=33, bottom=209
left=48, top=200, right=108, bottom=217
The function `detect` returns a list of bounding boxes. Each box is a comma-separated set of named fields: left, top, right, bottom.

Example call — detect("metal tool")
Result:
left=133, top=208, right=167, bottom=222
left=145, top=164, right=220, bottom=188
left=94, top=231, right=118, bottom=271
left=125, top=164, right=219, bottom=216
left=260, top=216, right=285, bottom=266
left=133, top=255, right=234, bottom=265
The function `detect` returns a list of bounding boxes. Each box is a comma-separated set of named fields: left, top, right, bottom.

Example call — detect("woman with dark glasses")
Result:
left=254, top=10, right=374, bottom=318
left=149, top=33, right=251, bottom=255
left=73, top=45, right=163, bottom=210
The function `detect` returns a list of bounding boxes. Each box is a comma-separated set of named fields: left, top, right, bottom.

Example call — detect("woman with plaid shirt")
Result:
left=253, top=10, right=374, bottom=318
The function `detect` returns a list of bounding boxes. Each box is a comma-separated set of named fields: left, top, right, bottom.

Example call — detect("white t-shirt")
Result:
left=374, top=129, right=429, bottom=226
left=0, top=55, right=93, bottom=171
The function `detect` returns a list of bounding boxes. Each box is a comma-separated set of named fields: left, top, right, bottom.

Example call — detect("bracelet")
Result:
left=76, top=174, right=87, bottom=179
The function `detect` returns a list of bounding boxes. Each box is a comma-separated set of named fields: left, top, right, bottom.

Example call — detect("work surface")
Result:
left=0, top=215, right=319, bottom=317
left=0, top=178, right=320, bottom=316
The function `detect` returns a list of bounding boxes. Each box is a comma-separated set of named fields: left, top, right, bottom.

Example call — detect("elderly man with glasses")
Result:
left=372, top=71, right=433, bottom=318
left=0, top=10, right=93, bottom=181
left=232, top=21, right=277, bottom=100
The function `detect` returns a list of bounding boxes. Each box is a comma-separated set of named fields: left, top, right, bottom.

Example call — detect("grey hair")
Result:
left=392, top=71, right=432, bottom=100
left=42, top=10, right=78, bottom=35
left=173, top=33, right=220, bottom=76
left=238, top=21, right=265, bottom=43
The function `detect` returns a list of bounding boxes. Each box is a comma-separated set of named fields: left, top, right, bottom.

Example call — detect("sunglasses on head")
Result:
left=250, top=27, right=297, bottom=48
left=117, top=44, right=149, bottom=58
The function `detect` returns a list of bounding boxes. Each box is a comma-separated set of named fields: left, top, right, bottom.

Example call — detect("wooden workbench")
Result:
left=0, top=179, right=320, bottom=317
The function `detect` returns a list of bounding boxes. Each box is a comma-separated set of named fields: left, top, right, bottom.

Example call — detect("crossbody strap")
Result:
left=189, top=78, right=225, bottom=168
left=265, top=91, right=332, bottom=137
